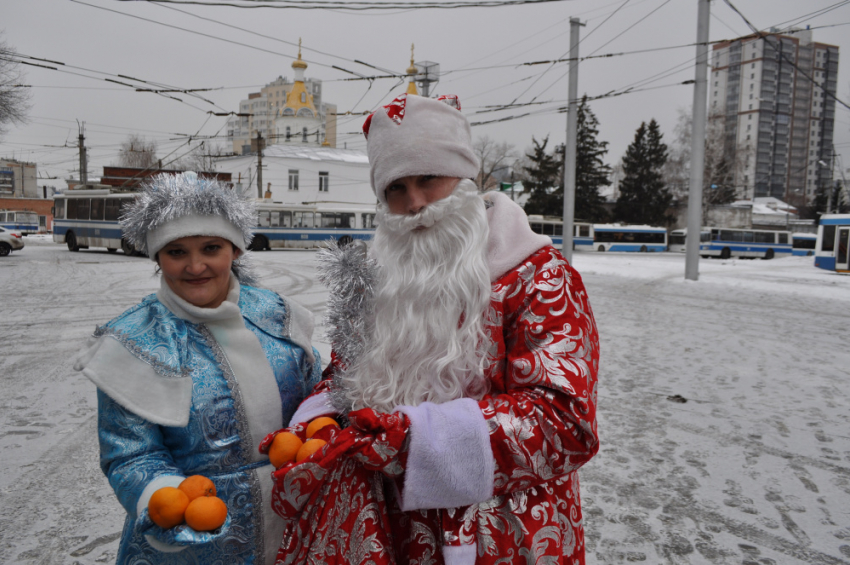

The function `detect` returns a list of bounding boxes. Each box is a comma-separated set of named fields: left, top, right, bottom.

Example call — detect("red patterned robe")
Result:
left=276, top=192, right=600, bottom=565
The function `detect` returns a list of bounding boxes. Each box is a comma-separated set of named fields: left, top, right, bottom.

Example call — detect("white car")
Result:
left=0, top=227, right=25, bottom=256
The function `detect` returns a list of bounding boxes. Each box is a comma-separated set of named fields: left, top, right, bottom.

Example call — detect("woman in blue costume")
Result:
left=74, top=172, right=321, bottom=565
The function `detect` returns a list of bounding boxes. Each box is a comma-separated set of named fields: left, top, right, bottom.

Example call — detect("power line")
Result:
left=115, top=0, right=574, bottom=10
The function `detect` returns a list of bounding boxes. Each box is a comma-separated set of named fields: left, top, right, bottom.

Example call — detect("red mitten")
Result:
left=345, top=408, right=410, bottom=477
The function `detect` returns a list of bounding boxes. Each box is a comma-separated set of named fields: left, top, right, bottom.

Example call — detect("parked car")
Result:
left=0, top=227, right=25, bottom=256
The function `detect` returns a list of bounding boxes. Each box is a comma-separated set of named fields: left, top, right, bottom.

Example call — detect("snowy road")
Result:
left=1, top=240, right=848, bottom=564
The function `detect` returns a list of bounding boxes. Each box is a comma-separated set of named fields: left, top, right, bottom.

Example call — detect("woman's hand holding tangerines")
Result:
left=147, top=475, right=228, bottom=533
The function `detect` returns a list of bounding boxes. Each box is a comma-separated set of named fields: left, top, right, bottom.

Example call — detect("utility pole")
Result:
left=414, top=61, right=440, bottom=98
left=562, top=17, right=584, bottom=263
left=685, top=0, right=710, bottom=281
left=255, top=131, right=264, bottom=199
left=78, top=121, right=88, bottom=188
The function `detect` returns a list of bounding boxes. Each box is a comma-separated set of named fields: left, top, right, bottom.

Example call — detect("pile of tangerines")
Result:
left=268, top=417, right=339, bottom=468
left=148, top=475, right=228, bottom=531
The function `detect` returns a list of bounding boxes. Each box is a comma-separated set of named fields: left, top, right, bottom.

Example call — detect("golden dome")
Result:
left=406, top=43, right=419, bottom=94
left=292, top=38, right=308, bottom=70
left=406, top=43, right=418, bottom=75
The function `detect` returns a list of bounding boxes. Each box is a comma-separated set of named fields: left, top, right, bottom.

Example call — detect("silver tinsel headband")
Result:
left=120, top=172, right=256, bottom=257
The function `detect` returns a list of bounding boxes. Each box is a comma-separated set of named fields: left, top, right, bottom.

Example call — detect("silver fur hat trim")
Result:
left=120, top=172, right=260, bottom=285
left=120, top=172, right=256, bottom=257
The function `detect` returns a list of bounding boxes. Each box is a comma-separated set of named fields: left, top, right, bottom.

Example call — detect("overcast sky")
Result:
left=3, top=0, right=850, bottom=190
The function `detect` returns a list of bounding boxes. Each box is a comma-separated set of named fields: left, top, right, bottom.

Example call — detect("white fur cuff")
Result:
left=395, top=398, right=494, bottom=511
left=443, top=543, right=478, bottom=565
left=287, top=391, right=337, bottom=427
left=137, top=475, right=187, bottom=553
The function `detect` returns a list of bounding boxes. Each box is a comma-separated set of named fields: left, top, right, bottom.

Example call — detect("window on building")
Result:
left=714, top=81, right=718, bottom=86
left=301, top=92, right=307, bottom=103
left=319, top=171, right=329, bottom=192
left=288, top=169, right=299, bottom=191
left=747, top=135, right=751, bottom=140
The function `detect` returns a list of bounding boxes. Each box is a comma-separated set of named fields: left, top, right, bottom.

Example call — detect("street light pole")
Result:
left=562, top=17, right=584, bottom=263
left=685, top=0, right=710, bottom=282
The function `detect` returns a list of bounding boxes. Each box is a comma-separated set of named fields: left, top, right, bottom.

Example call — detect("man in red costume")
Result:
left=281, top=93, right=600, bottom=565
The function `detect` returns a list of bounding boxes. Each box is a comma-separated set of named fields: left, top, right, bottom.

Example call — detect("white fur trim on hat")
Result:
left=367, top=95, right=480, bottom=204
left=146, top=213, right=247, bottom=260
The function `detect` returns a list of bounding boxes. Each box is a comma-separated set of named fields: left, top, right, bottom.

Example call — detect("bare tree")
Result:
left=0, top=35, right=31, bottom=138
left=117, top=134, right=159, bottom=169
left=474, top=135, right=518, bottom=191
left=665, top=107, right=743, bottom=223
left=174, top=142, right=229, bottom=172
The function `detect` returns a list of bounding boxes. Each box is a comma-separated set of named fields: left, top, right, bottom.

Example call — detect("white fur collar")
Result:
left=482, top=191, right=552, bottom=282
left=156, top=275, right=241, bottom=323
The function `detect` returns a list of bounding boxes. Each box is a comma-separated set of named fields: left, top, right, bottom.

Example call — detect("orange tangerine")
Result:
left=305, top=417, right=339, bottom=439
left=295, top=438, right=327, bottom=462
left=184, top=495, right=228, bottom=532
left=178, top=475, right=216, bottom=501
left=268, top=432, right=304, bottom=468
left=148, top=487, right=190, bottom=529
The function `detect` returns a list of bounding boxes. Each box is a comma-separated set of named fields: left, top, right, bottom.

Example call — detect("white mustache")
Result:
left=376, top=192, right=461, bottom=234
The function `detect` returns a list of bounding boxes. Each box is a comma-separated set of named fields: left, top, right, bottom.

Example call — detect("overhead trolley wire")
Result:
left=114, top=0, right=574, bottom=10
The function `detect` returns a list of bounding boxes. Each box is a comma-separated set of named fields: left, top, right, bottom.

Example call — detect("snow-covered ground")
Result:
left=1, top=240, right=848, bottom=564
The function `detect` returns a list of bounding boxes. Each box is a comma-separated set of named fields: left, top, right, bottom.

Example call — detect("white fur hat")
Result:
left=363, top=94, right=480, bottom=204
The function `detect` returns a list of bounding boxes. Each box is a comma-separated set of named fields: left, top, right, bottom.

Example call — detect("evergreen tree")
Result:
left=523, top=98, right=612, bottom=220
left=575, top=96, right=611, bottom=222
left=522, top=136, right=562, bottom=216
left=614, top=119, right=673, bottom=226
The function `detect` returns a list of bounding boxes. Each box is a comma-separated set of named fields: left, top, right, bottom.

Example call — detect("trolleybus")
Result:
left=814, top=214, right=850, bottom=272
left=527, top=215, right=593, bottom=250
left=52, top=190, right=138, bottom=253
left=699, top=227, right=792, bottom=259
left=592, top=224, right=667, bottom=252
left=668, top=227, right=711, bottom=253
left=0, top=210, right=39, bottom=235
left=791, top=233, right=817, bottom=256
left=248, top=201, right=377, bottom=250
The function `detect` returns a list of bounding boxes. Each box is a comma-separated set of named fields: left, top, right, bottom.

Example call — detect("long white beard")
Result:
left=341, top=180, right=492, bottom=413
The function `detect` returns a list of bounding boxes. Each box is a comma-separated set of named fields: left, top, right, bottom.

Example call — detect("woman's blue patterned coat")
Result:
left=80, top=284, right=321, bottom=565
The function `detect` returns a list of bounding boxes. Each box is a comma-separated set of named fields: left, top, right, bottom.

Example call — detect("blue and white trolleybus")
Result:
left=249, top=201, right=377, bottom=250
left=791, top=232, right=817, bottom=257
left=592, top=224, right=667, bottom=252
left=814, top=214, right=850, bottom=273
left=0, top=210, right=38, bottom=235
left=53, top=190, right=138, bottom=253
left=699, top=227, right=792, bottom=260
left=527, top=215, right=593, bottom=251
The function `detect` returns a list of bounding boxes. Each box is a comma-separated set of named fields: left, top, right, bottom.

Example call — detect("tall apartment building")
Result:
left=708, top=28, right=838, bottom=207
left=227, top=48, right=337, bottom=155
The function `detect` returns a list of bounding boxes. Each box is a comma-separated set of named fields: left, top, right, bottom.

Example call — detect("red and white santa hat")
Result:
left=363, top=94, right=480, bottom=205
